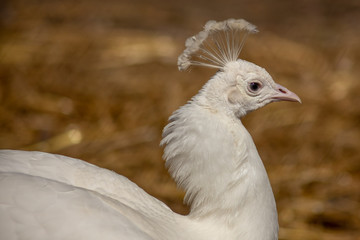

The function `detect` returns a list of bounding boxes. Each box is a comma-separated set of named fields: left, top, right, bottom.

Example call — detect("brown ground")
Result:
left=0, top=0, right=359, bottom=239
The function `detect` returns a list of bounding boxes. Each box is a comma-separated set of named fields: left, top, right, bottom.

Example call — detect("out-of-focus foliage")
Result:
left=0, top=0, right=359, bottom=239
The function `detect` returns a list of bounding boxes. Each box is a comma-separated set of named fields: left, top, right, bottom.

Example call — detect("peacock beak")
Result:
left=272, top=83, right=301, bottom=103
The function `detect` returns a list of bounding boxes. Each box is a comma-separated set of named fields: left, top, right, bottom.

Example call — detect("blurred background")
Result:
left=0, top=0, right=359, bottom=239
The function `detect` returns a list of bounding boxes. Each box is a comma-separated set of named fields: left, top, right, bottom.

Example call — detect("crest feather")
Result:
left=178, top=19, right=258, bottom=71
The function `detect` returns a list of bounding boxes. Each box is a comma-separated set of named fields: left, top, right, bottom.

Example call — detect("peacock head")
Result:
left=178, top=19, right=301, bottom=118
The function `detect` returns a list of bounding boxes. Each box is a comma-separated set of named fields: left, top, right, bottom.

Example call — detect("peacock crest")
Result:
left=177, top=19, right=258, bottom=71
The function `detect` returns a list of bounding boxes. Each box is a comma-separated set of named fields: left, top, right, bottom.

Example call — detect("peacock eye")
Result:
left=248, top=82, right=262, bottom=93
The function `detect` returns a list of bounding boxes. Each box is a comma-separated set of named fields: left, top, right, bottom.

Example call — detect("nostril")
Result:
left=279, top=88, right=287, bottom=94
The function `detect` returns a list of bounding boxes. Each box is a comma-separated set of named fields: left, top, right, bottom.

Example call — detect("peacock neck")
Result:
left=162, top=98, right=278, bottom=239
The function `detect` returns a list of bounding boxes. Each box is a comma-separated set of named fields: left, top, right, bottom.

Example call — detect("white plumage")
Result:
left=0, top=19, right=301, bottom=240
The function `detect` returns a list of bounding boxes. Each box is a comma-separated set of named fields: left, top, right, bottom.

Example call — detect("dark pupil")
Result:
left=250, top=82, right=260, bottom=91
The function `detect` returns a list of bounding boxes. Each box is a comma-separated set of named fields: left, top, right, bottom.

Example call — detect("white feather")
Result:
left=178, top=19, right=257, bottom=71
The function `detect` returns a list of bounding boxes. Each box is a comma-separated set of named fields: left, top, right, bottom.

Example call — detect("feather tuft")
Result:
left=178, top=19, right=258, bottom=71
